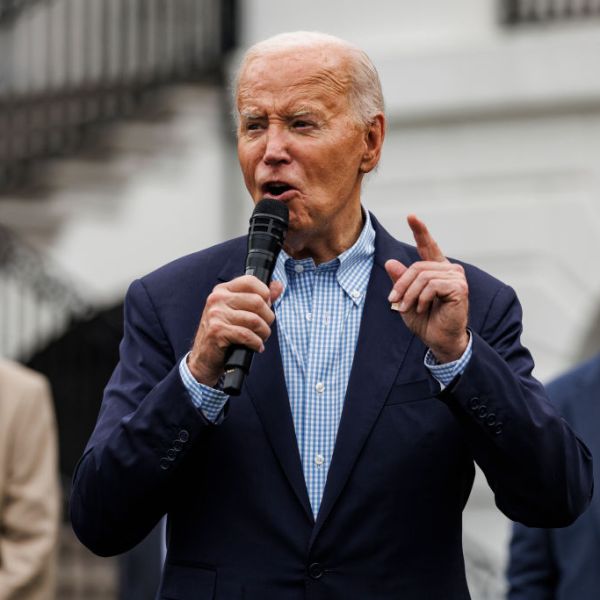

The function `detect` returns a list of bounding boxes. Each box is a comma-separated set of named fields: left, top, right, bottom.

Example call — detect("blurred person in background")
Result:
left=70, top=32, right=593, bottom=599
left=0, top=359, right=60, bottom=600
left=507, top=352, right=600, bottom=600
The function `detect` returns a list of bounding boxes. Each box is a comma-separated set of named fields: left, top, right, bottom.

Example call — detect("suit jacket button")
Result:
left=494, top=423, right=504, bottom=435
left=478, top=406, right=488, bottom=418
left=308, top=563, right=324, bottom=580
left=167, top=449, right=177, bottom=460
left=178, top=430, right=190, bottom=442
left=468, top=397, right=480, bottom=410
left=486, top=414, right=496, bottom=426
left=159, top=458, right=170, bottom=470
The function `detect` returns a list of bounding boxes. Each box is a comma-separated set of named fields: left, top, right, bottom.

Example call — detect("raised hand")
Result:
left=385, top=215, right=469, bottom=363
left=187, top=276, right=284, bottom=386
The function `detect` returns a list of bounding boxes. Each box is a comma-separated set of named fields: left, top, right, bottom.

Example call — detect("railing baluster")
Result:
left=0, top=223, right=92, bottom=362
left=0, top=0, right=237, bottom=194
left=500, top=0, right=600, bottom=23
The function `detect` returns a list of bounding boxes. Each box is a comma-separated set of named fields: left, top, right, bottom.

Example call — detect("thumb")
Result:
left=384, top=259, right=407, bottom=284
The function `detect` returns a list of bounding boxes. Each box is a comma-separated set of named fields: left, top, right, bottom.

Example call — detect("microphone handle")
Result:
left=221, top=263, right=273, bottom=396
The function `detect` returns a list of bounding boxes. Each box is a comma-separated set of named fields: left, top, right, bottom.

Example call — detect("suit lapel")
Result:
left=310, top=220, right=418, bottom=546
left=216, top=240, right=314, bottom=523
left=245, top=327, right=314, bottom=523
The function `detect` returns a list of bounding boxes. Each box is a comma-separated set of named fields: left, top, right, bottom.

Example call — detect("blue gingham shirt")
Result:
left=180, top=212, right=472, bottom=516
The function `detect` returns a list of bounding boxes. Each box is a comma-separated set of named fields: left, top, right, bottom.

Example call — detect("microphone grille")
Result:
left=252, top=199, right=289, bottom=224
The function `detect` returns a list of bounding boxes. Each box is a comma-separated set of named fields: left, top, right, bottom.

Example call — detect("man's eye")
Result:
left=292, top=120, right=312, bottom=129
left=246, top=123, right=262, bottom=131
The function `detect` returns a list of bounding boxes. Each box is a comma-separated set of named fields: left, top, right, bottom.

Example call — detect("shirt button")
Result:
left=351, top=289, right=361, bottom=299
left=315, top=454, right=324, bottom=466
left=315, top=382, right=325, bottom=394
left=306, top=312, right=312, bottom=321
left=294, top=264, right=304, bottom=273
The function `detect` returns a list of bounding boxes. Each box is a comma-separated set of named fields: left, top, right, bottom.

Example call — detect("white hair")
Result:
left=233, top=31, right=385, bottom=128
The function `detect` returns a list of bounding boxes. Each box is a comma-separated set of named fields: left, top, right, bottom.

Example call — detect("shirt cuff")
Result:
left=179, top=352, right=229, bottom=423
left=424, top=331, right=473, bottom=389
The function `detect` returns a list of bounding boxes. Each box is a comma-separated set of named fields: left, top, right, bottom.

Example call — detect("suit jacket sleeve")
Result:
left=506, top=522, right=557, bottom=600
left=439, top=283, right=592, bottom=527
left=0, top=371, right=60, bottom=600
left=70, top=278, right=216, bottom=556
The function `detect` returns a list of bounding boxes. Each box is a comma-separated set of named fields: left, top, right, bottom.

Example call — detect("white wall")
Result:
left=231, top=2, right=600, bottom=578
left=241, top=0, right=498, bottom=51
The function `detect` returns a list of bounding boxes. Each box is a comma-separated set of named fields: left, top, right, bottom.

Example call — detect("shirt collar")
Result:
left=272, top=209, right=375, bottom=307
left=336, top=210, right=375, bottom=305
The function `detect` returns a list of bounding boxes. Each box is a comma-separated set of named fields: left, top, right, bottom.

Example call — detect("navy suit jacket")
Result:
left=71, top=215, right=592, bottom=600
left=507, top=353, right=600, bottom=600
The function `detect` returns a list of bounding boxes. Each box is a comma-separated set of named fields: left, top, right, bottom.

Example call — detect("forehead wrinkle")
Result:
left=297, top=68, right=350, bottom=99
left=237, top=55, right=352, bottom=111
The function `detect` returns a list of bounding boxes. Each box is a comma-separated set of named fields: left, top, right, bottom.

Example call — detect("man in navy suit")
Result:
left=507, top=353, right=600, bottom=599
left=70, top=32, right=593, bottom=599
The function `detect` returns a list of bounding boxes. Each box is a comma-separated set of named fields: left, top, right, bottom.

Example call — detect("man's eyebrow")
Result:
left=288, top=106, right=324, bottom=118
left=238, top=107, right=325, bottom=121
left=239, top=109, right=264, bottom=120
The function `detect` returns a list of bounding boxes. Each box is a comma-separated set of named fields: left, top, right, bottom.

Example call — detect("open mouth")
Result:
left=262, top=182, right=295, bottom=198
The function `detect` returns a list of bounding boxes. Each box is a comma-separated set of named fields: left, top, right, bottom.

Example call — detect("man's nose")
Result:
left=263, top=127, right=291, bottom=165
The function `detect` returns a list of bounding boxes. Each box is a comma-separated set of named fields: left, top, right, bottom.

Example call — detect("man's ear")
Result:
left=360, top=113, right=385, bottom=174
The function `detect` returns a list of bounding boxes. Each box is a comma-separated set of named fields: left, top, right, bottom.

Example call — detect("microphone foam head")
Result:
left=252, top=199, right=289, bottom=224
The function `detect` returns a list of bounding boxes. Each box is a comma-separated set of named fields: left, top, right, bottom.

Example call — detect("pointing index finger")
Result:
left=407, top=214, right=446, bottom=263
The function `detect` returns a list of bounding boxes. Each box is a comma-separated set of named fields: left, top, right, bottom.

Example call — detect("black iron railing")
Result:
left=27, top=302, right=124, bottom=481
left=0, top=223, right=124, bottom=481
left=0, top=0, right=237, bottom=192
left=0, top=223, right=91, bottom=359
left=501, top=0, right=600, bottom=24
left=0, top=1, right=28, bottom=24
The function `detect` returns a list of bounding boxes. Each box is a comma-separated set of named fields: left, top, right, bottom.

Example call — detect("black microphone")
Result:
left=222, top=199, right=289, bottom=395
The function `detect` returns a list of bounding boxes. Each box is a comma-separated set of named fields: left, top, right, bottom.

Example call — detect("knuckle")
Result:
left=206, top=306, right=225, bottom=324
left=249, top=312, right=264, bottom=331
left=416, top=271, right=429, bottom=284
left=259, top=325, right=271, bottom=341
left=238, top=275, right=255, bottom=286
left=251, top=294, right=265, bottom=311
left=205, top=321, right=222, bottom=338
left=245, top=275, right=268, bottom=294
left=205, top=291, right=219, bottom=307
left=208, top=288, right=228, bottom=306
left=241, top=329, right=255, bottom=345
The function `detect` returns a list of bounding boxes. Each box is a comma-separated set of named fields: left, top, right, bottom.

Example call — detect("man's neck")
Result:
left=284, top=209, right=365, bottom=265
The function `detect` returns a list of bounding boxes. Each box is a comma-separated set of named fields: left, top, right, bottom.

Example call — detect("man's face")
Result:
left=236, top=46, right=374, bottom=250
